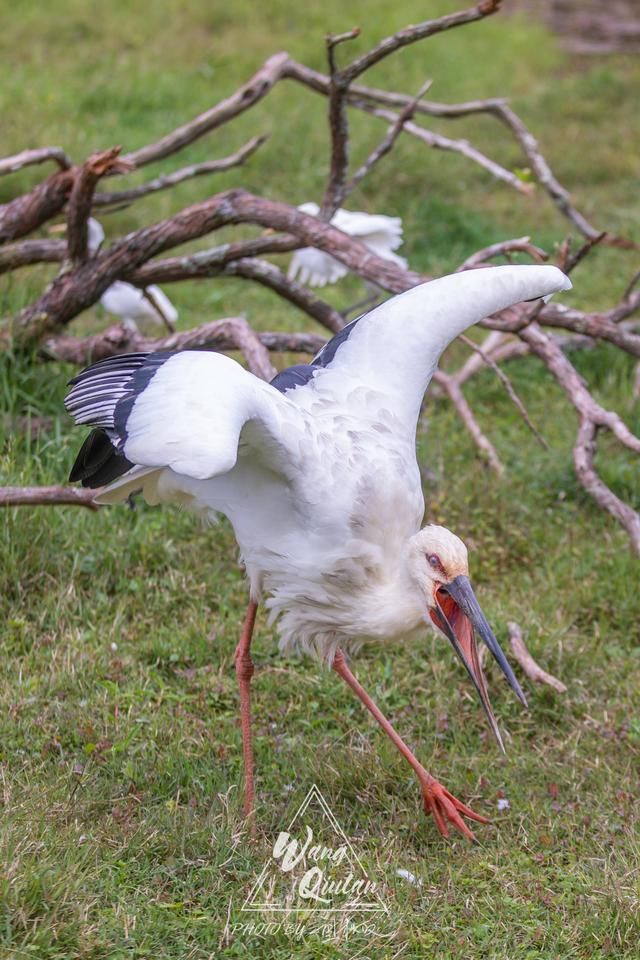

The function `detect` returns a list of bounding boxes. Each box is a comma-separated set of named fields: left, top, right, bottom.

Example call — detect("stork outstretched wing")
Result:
left=276, top=265, right=573, bottom=432
left=66, top=266, right=571, bottom=518
left=65, top=350, right=301, bottom=498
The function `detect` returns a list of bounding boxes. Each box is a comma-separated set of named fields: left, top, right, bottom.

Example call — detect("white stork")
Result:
left=99, top=281, right=178, bottom=335
left=87, top=218, right=178, bottom=333
left=288, top=202, right=407, bottom=287
left=65, top=264, right=571, bottom=839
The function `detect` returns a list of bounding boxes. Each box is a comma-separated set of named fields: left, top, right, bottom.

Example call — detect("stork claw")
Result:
left=420, top=777, right=489, bottom=841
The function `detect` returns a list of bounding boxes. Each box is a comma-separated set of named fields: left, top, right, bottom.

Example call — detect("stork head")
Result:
left=407, top=525, right=527, bottom=750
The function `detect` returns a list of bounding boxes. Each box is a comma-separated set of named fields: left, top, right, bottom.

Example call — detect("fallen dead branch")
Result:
left=432, top=369, right=504, bottom=475
left=0, top=147, right=71, bottom=177
left=120, top=53, right=290, bottom=169
left=458, top=237, right=549, bottom=270
left=345, top=79, right=433, bottom=197
left=65, top=147, right=133, bottom=265
left=458, top=333, right=548, bottom=450
left=518, top=323, right=640, bottom=556
left=507, top=622, right=567, bottom=693
left=0, top=486, right=101, bottom=510
left=0, top=237, right=66, bottom=274
left=40, top=320, right=326, bottom=367
left=93, top=135, right=267, bottom=208
left=0, top=166, right=75, bottom=244
left=355, top=101, right=533, bottom=195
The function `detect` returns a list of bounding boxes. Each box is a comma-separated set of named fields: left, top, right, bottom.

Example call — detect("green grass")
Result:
left=1, top=1, right=639, bottom=957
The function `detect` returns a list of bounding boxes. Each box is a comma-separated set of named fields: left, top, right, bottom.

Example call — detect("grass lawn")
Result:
left=1, top=1, right=639, bottom=957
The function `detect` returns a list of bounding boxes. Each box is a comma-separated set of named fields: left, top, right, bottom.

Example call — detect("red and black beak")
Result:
left=430, top=576, right=527, bottom=751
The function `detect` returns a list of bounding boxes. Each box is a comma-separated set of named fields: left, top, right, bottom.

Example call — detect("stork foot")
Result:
left=419, top=776, right=489, bottom=840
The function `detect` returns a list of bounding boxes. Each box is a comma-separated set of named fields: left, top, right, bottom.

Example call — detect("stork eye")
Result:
left=428, top=553, right=441, bottom=569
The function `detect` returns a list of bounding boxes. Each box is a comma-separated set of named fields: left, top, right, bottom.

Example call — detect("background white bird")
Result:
left=65, top=264, right=571, bottom=839
left=87, top=217, right=106, bottom=255
left=288, top=202, right=407, bottom=288
left=87, top=218, right=178, bottom=334
left=99, top=281, right=178, bottom=335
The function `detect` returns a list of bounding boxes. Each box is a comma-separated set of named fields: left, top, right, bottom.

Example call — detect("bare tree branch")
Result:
left=345, top=79, right=433, bottom=197
left=356, top=102, right=534, bottom=195
left=44, top=315, right=277, bottom=380
left=339, top=1, right=502, bottom=85
left=458, top=236, right=548, bottom=270
left=5, top=186, right=638, bottom=372
left=282, top=60, right=620, bottom=241
left=622, top=269, right=640, bottom=305
left=65, top=147, right=133, bottom=264
left=220, top=258, right=346, bottom=335
left=518, top=323, right=640, bottom=555
left=432, top=369, right=504, bottom=474
left=320, top=28, right=361, bottom=218
left=319, top=2, right=501, bottom=216
left=92, top=136, right=267, bottom=207
left=0, top=486, right=101, bottom=510
left=0, top=238, right=65, bottom=274
left=507, top=622, right=567, bottom=693
left=140, top=287, right=175, bottom=333
left=573, top=416, right=640, bottom=557
left=0, top=147, right=72, bottom=176
left=120, top=53, right=290, bottom=169
left=458, top=333, right=548, bottom=449
left=41, top=322, right=327, bottom=366
left=364, top=91, right=614, bottom=240
left=537, top=297, right=640, bottom=358
left=556, top=231, right=607, bottom=274
left=215, top=316, right=277, bottom=380
left=0, top=167, right=75, bottom=244
left=131, top=233, right=302, bottom=283
left=454, top=330, right=510, bottom=383
left=8, top=189, right=416, bottom=348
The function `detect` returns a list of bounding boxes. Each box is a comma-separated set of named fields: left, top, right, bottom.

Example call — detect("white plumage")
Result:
left=86, top=218, right=178, bottom=333
left=87, top=217, right=105, bottom=254
left=99, top=281, right=178, bottom=333
left=288, top=202, right=407, bottom=287
left=67, top=265, right=570, bottom=659
left=66, top=263, right=572, bottom=836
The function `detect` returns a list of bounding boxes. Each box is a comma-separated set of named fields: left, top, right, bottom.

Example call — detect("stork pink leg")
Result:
left=234, top=600, right=258, bottom=830
left=332, top=649, right=488, bottom=840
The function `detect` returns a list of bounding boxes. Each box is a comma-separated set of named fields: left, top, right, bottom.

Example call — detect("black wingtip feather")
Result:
left=67, top=353, right=150, bottom=387
left=69, top=428, right=134, bottom=488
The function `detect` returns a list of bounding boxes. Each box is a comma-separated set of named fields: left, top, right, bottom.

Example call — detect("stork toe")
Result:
left=421, top=778, right=489, bottom=840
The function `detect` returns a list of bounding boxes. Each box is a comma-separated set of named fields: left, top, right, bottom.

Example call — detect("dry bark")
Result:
left=120, top=53, right=290, bottom=169
left=0, top=147, right=71, bottom=176
left=0, top=238, right=65, bottom=274
left=432, top=370, right=505, bottom=474
left=518, top=323, right=640, bottom=556
left=345, top=79, right=433, bottom=197
left=7, top=189, right=422, bottom=348
left=65, top=148, right=133, bottom=264
left=507, top=622, right=567, bottom=693
left=93, top=136, right=266, bottom=207
left=0, top=486, right=101, bottom=510
left=0, top=167, right=75, bottom=244
left=41, top=322, right=326, bottom=366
